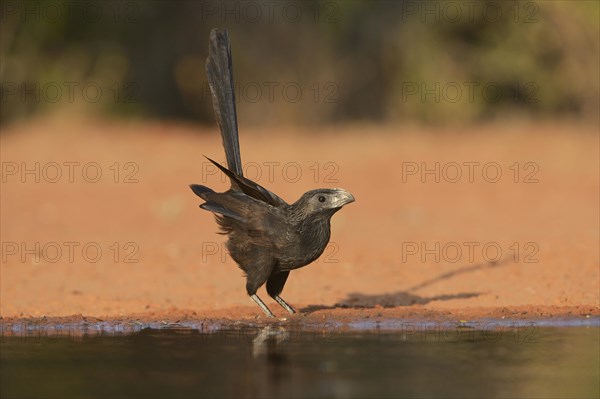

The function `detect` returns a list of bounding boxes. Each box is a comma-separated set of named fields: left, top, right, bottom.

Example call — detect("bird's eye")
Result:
left=318, top=195, right=326, bottom=203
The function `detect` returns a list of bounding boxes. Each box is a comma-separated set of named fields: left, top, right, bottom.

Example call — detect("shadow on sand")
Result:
left=301, top=258, right=511, bottom=313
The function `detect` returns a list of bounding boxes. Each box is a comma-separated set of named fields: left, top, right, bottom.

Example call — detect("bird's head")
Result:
left=290, top=188, right=355, bottom=220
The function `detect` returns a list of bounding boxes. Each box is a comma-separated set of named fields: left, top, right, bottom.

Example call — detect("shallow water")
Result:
left=2, top=325, right=598, bottom=398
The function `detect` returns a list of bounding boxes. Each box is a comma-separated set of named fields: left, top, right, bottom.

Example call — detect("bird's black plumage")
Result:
left=190, top=29, right=355, bottom=317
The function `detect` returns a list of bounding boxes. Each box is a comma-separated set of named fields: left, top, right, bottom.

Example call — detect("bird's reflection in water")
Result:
left=250, top=326, right=291, bottom=394
left=252, top=326, right=290, bottom=360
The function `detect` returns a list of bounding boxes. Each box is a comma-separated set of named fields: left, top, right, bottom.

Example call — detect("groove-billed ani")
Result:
left=190, top=29, right=355, bottom=317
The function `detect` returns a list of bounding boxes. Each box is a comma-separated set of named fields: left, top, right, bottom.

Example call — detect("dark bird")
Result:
left=190, top=29, right=355, bottom=317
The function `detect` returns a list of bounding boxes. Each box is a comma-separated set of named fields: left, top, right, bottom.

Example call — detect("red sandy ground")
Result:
left=1, top=116, right=598, bottom=325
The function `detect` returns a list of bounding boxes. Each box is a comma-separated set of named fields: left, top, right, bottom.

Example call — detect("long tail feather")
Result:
left=206, top=29, right=243, bottom=177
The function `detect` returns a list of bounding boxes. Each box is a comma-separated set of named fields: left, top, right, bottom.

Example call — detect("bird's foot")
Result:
left=250, top=294, right=275, bottom=318
left=274, top=295, right=296, bottom=315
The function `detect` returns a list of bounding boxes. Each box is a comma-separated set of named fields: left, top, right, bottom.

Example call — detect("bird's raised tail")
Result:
left=189, top=184, right=244, bottom=221
left=205, top=29, right=243, bottom=178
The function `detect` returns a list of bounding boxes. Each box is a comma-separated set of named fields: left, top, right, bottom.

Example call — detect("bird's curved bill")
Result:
left=332, top=189, right=355, bottom=207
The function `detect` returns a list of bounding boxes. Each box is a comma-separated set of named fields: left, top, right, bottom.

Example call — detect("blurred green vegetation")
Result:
left=1, top=0, right=598, bottom=126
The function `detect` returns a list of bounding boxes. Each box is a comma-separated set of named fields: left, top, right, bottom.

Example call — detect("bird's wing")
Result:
left=206, top=28, right=243, bottom=177
left=224, top=199, right=293, bottom=250
left=199, top=190, right=291, bottom=246
left=205, top=157, right=288, bottom=207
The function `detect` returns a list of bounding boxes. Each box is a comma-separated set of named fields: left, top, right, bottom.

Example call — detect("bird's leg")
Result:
left=250, top=294, right=275, bottom=318
left=274, top=295, right=296, bottom=315
left=266, top=271, right=295, bottom=315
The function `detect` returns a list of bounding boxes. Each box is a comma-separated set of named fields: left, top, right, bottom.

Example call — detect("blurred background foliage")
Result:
left=1, top=0, right=598, bottom=127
